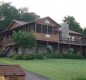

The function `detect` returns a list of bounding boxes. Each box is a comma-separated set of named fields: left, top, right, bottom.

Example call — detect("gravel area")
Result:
left=25, top=70, right=51, bottom=80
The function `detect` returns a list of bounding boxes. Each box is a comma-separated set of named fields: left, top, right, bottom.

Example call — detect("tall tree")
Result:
left=83, top=28, right=86, bottom=35
left=0, top=2, right=40, bottom=32
left=63, top=16, right=83, bottom=34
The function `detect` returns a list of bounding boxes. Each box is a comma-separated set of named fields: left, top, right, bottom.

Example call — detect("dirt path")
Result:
left=25, top=71, right=51, bottom=80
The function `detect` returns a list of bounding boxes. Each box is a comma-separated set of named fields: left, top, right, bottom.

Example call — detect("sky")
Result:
left=1, top=0, right=86, bottom=29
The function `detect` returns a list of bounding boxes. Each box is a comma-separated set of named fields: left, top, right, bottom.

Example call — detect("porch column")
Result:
left=35, top=22, right=36, bottom=33
left=69, top=44, right=70, bottom=52
left=80, top=45, right=82, bottom=54
left=58, top=42, right=60, bottom=53
left=35, top=23, right=38, bottom=53
left=57, top=27, right=60, bottom=53
left=41, top=24, right=42, bottom=33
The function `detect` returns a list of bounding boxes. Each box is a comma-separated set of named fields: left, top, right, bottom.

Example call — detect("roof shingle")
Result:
left=0, top=65, right=25, bottom=76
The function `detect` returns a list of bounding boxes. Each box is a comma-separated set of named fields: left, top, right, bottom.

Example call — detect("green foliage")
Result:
left=47, top=45, right=54, bottom=54
left=23, top=54, right=34, bottom=60
left=63, top=16, right=83, bottom=34
left=12, top=54, right=23, bottom=60
left=0, top=51, right=6, bottom=57
left=83, top=28, right=86, bottom=35
left=62, top=53, right=84, bottom=59
left=12, top=53, right=44, bottom=60
left=34, top=53, right=44, bottom=60
left=0, top=2, right=40, bottom=32
left=47, top=53, right=63, bottom=59
left=12, top=31, right=36, bottom=53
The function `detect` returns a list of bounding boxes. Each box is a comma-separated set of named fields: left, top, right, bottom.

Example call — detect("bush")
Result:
left=12, top=54, right=23, bottom=60
left=12, top=53, right=84, bottom=60
left=62, top=53, right=84, bottom=59
left=34, top=53, right=44, bottom=60
left=23, top=54, right=34, bottom=60
left=47, top=53, right=63, bottom=59
left=0, top=51, right=6, bottom=57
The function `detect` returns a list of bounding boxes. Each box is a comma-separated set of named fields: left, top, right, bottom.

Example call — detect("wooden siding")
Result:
left=36, top=17, right=59, bottom=27
left=10, top=22, right=21, bottom=29
left=35, top=33, right=59, bottom=42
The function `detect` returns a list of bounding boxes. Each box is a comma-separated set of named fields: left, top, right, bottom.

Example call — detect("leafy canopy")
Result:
left=63, top=16, right=83, bottom=34
left=0, top=2, right=40, bottom=32
left=12, top=31, right=36, bottom=49
left=83, top=28, right=86, bottom=35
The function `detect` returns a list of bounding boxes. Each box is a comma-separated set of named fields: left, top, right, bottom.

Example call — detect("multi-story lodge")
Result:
left=0, top=17, right=86, bottom=57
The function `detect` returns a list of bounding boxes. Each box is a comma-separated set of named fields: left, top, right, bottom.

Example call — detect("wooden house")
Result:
left=0, top=65, right=25, bottom=80
left=0, top=16, right=86, bottom=56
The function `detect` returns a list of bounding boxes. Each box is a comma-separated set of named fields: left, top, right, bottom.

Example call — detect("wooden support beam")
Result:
left=35, top=22, right=36, bottom=33
left=58, top=42, right=60, bottom=54
left=80, top=45, right=82, bottom=54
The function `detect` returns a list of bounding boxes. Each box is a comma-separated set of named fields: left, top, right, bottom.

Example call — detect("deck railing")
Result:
left=59, top=37, right=86, bottom=44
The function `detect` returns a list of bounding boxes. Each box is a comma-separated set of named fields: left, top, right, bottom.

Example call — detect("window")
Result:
left=48, top=26, right=53, bottom=34
left=36, top=24, right=41, bottom=33
left=42, top=25, right=47, bottom=34
left=45, top=20, right=50, bottom=24
left=54, top=27, right=58, bottom=35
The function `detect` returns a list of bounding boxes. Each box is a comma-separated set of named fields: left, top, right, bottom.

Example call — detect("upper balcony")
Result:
left=59, top=37, right=86, bottom=44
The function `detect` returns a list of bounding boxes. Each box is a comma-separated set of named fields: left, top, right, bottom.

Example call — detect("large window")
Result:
left=36, top=24, right=41, bottom=33
left=42, top=25, right=47, bottom=34
left=48, top=26, right=53, bottom=34
left=54, top=27, right=58, bottom=35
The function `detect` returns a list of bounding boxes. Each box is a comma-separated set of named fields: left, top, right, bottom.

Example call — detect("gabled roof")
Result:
left=69, top=30, right=82, bottom=35
left=6, top=16, right=61, bottom=30
left=0, top=65, right=25, bottom=76
left=6, top=20, right=28, bottom=30
left=35, top=16, right=61, bottom=27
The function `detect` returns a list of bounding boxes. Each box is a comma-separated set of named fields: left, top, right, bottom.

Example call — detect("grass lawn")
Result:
left=0, top=58, right=86, bottom=80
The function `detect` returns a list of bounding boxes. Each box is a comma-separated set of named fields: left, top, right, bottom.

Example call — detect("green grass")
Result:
left=0, top=58, right=86, bottom=80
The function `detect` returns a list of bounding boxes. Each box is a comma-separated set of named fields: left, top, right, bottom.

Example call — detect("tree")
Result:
left=19, top=8, right=40, bottom=21
left=83, top=28, right=86, bottom=35
left=12, top=31, right=36, bottom=54
left=63, top=16, right=83, bottom=34
left=0, top=2, right=40, bottom=32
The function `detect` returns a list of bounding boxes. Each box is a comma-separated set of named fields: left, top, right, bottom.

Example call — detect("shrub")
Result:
left=34, top=53, right=44, bottom=60
left=0, top=51, right=6, bottom=57
left=23, top=54, right=34, bottom=60
left=47, top=53, right=63, bottom=59
left=62, top=53, right=84, bottom=59
left=12, top=54, right=23, bottom=60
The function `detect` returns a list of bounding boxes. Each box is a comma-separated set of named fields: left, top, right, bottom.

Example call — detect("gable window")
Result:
left=45, top=20, right=50, bottom=24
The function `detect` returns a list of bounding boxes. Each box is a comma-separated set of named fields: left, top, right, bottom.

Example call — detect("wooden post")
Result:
left=35, top=22, right=36, bottom=33
left=57, top=27, right=60, bottom=54
left=47, top=25, right=48, bottom=34
left=53, top=27, right=54, bottom=35
left=80, top=45, right=82, bottom=54
left=34, top=22, right=38, bottom=53
left=41, top=24, right=42, bottom=33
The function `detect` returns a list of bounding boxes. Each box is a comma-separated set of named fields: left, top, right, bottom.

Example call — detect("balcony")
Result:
left=59, top=37, right=86, bottom=44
